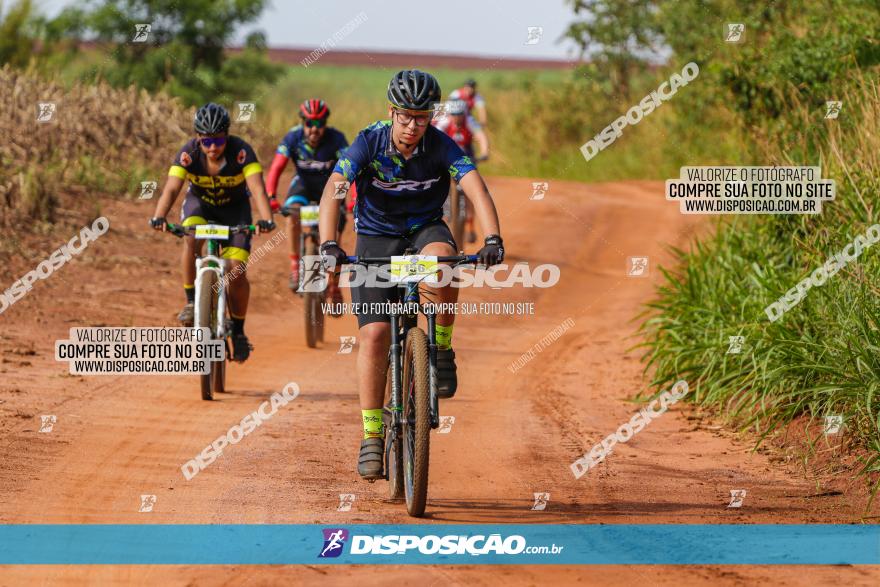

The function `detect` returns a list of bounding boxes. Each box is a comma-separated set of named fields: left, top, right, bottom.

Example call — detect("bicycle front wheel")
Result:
left=303, top=238, right=324, bottom=348
left=196, top=271, right=218, bottom=401
left=402, top=327, right=430, bottom=517
left=384, top=364, right=404, bottom=501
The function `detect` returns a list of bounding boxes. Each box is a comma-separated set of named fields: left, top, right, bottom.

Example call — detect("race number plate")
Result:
left=194, top=224, right=230, bottom=239
left=300, top=205, right=320, bottom=227
left=390, top=255, right=439, bottom=284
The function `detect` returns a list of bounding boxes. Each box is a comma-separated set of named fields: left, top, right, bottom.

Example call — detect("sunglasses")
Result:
left=303, top=118, right=326, bottom=128
left=199, top=136, right=227, bottom=147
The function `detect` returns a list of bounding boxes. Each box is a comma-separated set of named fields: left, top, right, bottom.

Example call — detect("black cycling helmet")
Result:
left=464, top=78, right=477, bottom=89
left=387, top=70, right=441, bottom=112
left=194, top=102, right=230, bottom=134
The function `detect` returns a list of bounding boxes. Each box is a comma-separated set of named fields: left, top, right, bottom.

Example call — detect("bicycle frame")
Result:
left=387, top=282, right=441, bottom=433
left=298, top=225, right=321, bottom=291
left=342, top=254, right=476, bottom=474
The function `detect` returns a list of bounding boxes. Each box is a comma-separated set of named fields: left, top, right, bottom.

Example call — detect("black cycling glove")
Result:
left=477, top=234, right=504, bottom=266
left=320, top=240, right=348, bottom=271
left=149, top=217, right=165, bottom=230
left=256, top=219, right=276, bottom=233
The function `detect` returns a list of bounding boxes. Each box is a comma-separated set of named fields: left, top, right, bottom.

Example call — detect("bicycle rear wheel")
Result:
left=211, top=340, right=226, bottom=394
left=449, top=184, right=464, bottom=250
left=402, top=327, right=430, bottom=517
left=196, top=271, right=217, bottom=401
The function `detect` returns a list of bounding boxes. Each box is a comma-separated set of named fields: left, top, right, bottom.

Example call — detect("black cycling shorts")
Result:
left=285, top=176, right=346, bottom=234
left=351, top=221, right=457, bottom=328
left=181, top=192, right=253, bottom=261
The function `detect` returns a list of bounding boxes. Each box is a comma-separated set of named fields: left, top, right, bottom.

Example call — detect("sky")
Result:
left=38, top=0, right=581, bottom=59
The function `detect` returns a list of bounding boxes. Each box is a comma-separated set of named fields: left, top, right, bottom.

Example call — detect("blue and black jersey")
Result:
left=276, top=126, right=348, bottom=196
left=333, top=120, right=476, bottom=237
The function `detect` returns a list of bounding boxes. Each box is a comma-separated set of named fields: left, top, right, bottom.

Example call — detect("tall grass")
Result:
left=639, top=72, right=880, bottom=498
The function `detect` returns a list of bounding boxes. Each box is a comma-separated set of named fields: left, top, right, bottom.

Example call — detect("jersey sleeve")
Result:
left=238, top=140, right=262, bottom=178
left=437, top=131, right=476, bottom=182
left=466, top=115, right=482, bottom=133
left=333, top=131, right=369, bottom=181
left=168, top=142, right=194, bottom=179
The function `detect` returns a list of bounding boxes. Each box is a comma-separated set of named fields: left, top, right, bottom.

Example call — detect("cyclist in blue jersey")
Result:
left=317, top=70, right=504, bottom=480
left=265, top=99, right=349, bottom=298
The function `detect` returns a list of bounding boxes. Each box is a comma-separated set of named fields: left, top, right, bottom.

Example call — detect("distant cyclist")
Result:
left=433, top=99, right=489, bottom=243
left=449, top=78, right=487, bottom=127
left=149, top=103, right=275, bottom=362
left=265, top=99, right=349, bottom=305
left=317, top=70, right=504, bottom=480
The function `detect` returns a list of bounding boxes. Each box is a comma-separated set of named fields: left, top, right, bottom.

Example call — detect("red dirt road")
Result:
left=0, top=178, right=877, bottom=585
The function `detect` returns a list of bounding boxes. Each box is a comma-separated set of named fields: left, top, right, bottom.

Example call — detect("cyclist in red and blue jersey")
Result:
left=317, top=70, right=504, bottom=480
left=433, top=99, right=489, bottom=243
left=265, top=99, right=349, bottom=300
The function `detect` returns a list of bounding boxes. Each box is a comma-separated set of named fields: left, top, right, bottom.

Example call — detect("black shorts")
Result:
left=285, top=176, right=346, bottom=234
left=351, top=221, right=457, bottom=328
left=181, top=193, right=253, bottom=261
left=285, top=175, right=321, bottom=206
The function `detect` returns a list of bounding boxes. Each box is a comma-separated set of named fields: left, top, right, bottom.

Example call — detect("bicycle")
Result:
left=166, top=222, right=254, bottom=400
left=444, top=184, right=467, bottom=250
left=444, top=155, right=487, bottom=249
left=344, top=252, right=478, bottom=517
left=279, top=204, right=325, bottom=348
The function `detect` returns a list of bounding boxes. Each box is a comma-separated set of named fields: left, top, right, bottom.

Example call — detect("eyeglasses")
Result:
left=303, top=118, right=326, bottom=128
left=199, top=136, right=227, bottom=148
left=392, top=109, right=432, bottom=128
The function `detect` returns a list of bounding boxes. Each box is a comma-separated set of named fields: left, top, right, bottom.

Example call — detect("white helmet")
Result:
left=446, top=100, right=467, bottom=116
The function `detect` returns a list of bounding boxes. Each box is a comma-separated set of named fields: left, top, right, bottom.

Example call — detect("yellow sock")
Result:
left=435, top=323, right=453, bottom=350
left=362, top=409, right=383, bottom=439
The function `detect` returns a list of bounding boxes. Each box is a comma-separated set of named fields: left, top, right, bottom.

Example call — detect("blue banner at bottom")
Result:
left=0, top=524, right=877, bottom=565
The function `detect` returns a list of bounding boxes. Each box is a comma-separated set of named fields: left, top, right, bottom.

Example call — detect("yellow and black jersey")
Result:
left=168, top=136, right=262, bottom=206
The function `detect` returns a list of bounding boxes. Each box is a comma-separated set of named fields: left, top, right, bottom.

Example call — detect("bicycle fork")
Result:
left=385, top=313, right=403, bottom=480
left=426, top=311, right=440, bottom=429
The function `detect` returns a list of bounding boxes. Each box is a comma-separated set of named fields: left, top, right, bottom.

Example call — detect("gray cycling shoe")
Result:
left=436, top=348, right=458, bottom=398
left=177, top=302, right=194, bottom=327
left=358, top=437, right=384, bottom=481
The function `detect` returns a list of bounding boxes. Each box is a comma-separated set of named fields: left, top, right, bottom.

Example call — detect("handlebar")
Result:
left=345, top=255, right=479, bottom=265
left=165, top=222, right=256, bottom=238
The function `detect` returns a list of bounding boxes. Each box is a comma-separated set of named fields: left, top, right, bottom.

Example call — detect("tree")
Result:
left=0, top=0, right=35, bottom=67
left=47, top=0, right=280, bottom=104
left=562, top=0, right=662, bottom=100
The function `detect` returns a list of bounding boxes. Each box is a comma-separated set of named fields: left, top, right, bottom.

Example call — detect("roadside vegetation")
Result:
left=3, top=0, right=880, bottom=492
left=636, top=0, right=880, bottom=498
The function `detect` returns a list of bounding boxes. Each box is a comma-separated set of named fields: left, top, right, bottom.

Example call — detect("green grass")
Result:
left=638, top=73, right=880, bottom=502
